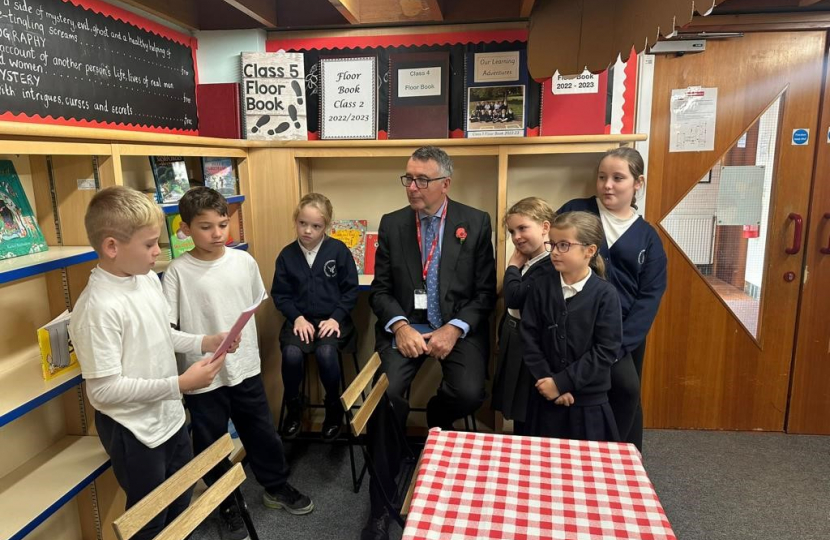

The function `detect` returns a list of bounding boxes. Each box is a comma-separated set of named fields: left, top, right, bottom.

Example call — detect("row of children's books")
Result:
left=150, top=156, right=238, bottom=204
left=329, top=220, right=378, bottom=275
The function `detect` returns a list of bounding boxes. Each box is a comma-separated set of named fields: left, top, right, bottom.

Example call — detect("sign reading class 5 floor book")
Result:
left=0, top=160, right=48, bottom=261
left=241, top=51, right=308, bottom=141
left=150, top=156, right=190, bottom=203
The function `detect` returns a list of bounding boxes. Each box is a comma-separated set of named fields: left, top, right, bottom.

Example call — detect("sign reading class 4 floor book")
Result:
left=150, top=156, right=190, bottom=203
left=330, top=220, right=367, bottom=274
left=0, top=160, right=48, bottom=261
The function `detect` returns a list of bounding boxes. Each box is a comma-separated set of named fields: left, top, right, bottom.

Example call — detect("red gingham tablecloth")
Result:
left=403, top=428, right=676, bottom=540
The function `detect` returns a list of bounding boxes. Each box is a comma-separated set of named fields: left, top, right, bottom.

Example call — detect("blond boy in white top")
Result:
left=69, top=186, right=236, bottom=540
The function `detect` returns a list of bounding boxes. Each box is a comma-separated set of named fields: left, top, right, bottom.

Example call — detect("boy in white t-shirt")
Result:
left=69, top=186, right=236, bottom=540
left=162, top=187, right=313, bottom=540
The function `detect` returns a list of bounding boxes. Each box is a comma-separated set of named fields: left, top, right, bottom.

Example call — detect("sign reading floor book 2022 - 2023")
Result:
left=0, top=0, right=198, bottom=133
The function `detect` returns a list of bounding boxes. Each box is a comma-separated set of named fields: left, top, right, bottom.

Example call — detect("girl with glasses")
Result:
left=492, top=197, right=556, bottom=435
left=557, top=147, right=667, bottom=450
left=521, top=211, right=623, bottom=442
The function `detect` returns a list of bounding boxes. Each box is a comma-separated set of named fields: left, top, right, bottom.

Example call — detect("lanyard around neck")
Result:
left=415, top=202, right=448, bottom=282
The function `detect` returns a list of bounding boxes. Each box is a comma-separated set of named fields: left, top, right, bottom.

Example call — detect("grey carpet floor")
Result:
left=191, top=430, right=830, bottom=540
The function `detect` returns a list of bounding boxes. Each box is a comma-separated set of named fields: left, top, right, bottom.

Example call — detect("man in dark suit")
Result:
left=361, top=146, right=497, bottom=540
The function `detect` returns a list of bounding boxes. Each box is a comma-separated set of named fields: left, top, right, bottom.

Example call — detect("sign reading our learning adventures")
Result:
left=0, top=0, right=198, bottom=132
left=552, top=70, right=600, bottom=95
left=320, top=56, right=376, bottom=139
left=241, top=51, right=307, bottom=140
left=474, top=51, right=520, bottom=83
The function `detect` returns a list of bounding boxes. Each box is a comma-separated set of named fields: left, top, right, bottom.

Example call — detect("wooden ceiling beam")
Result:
left=422, top=0, right=444, bottom=20
left=328, top=0, right=360, bottom=23
left=219, top=0, right=279, bottom=27
left=799, top=0, right=824, bottom=5
left=117, top=0, right=199, bottom=30
left=520, top=0, right=537, bottom=18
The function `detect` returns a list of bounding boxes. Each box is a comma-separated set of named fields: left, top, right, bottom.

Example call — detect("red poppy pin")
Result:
left=455, top=227, right=468, bottom=244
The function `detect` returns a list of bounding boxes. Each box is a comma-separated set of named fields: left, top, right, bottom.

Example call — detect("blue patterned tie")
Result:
left=423, top=215, right=443, bottom=328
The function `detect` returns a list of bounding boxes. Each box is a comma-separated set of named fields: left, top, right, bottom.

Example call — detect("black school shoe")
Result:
left=282, top=397, right=303, bottom=440
left=262, top=483, right=314, bottom=515
left=219, top=505, right=250, bottom=540
left=361, top=511, right=390, bottom=540
left=321, top=399, right=344, bottom=443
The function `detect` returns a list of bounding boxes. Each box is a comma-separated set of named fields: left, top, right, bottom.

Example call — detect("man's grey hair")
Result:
left=411, top=146, right=453, bottom=178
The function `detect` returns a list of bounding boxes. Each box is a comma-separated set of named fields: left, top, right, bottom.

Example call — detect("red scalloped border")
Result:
left=0, top=111, right=197, bottom=135
left=267, top=29, right=528, bottom=52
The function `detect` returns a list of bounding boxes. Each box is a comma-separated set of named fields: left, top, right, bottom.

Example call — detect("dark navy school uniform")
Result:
left=557, top=197, right=667, bottom=356
left=521, top=270, right=623, bottom=441
left=491, top=255, right=553, bottom=428
left=271, top=236, right=359, bottom=353
left=558, top=197, right=667, bottom=448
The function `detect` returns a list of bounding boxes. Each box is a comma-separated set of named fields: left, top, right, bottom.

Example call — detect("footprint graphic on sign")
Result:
left=251, top=115, right=270, bottom=133
left=291, top=80, right=303, bottom=105
left=289, top=105, right=301, bottom=129
left=267, top=122, right=291, bottom=135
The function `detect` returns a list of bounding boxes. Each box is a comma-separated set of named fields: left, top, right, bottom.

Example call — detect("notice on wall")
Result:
left=473, top=51, right=520, bottom=83
left=320, top=56, right=376, bottom=140
left=241, top=51, right=307, bottom=140
left=551, top=70, right=600, bottom=95
left=670, top=86, right=718, bottom=152
left=0, top=0, right=197, bottom=132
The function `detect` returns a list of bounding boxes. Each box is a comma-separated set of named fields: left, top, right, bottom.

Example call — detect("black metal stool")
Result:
left=277, top=347, right=365, bottom=493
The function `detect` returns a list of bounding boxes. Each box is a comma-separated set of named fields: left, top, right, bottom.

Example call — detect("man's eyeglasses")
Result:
left=400, top=175, right=447, bottom=189
left=544, top=240, right=590, bottom=253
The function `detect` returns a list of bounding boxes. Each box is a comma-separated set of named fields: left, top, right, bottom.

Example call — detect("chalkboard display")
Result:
left=0, top=0, right=198, bottom=132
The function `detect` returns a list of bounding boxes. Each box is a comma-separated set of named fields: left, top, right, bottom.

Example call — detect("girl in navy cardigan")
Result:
left=521, top=211, right=622, bottom=441
left=558, top=147, right=667, bottom=450
left=271, top=193, right=359, bottom=442
left=491, top=197, right=555, bottom=434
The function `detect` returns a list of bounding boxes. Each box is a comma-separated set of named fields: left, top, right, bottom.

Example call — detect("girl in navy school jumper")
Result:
left=271, top=193, right=359, bottom=443
left=491, top=197, right=555, bottom=435
left=521, top=211, right=623, bottom=441
left=558, top=147, right=667, bottom=450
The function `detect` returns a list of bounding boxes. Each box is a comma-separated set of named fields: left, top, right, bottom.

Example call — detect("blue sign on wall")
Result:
left=792, top=128, right=810, bottom=146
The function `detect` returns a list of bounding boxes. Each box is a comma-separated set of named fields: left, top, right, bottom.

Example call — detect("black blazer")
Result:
left=521, top=271, right=622, bottom=399
left=369, top=198, right=497, bottom=353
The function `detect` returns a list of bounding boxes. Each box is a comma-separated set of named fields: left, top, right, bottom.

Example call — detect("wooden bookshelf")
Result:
left=0, top=436, right=109, bottom=540
left=0, top=247, right=98, bottom=286
left=0, top=345, right=81, bottom=429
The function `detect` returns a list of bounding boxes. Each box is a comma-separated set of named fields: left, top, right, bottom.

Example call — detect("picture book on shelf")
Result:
left=150, top=156, right=190, bottom=203
left=201, top=157, right=237, bottom=196
left=0, top=160, right=48, bottom=261
left=364, top=232, right=378, bottom=275
left=39, top=310, right=79, bottom=380
left=166, top=213, right=195, bottom=258
left=329, top=219, right=367, bottom=274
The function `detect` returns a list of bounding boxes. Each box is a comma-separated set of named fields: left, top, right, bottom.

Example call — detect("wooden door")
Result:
left=787, top=56, right=830, bottom=434
left=643, top=32, right=825, bottom=430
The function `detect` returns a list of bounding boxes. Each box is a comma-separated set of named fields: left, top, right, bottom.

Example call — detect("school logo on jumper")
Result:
left=638, top=249, right=646, bottom=265
left=324, top=260, right=338, bottom=277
